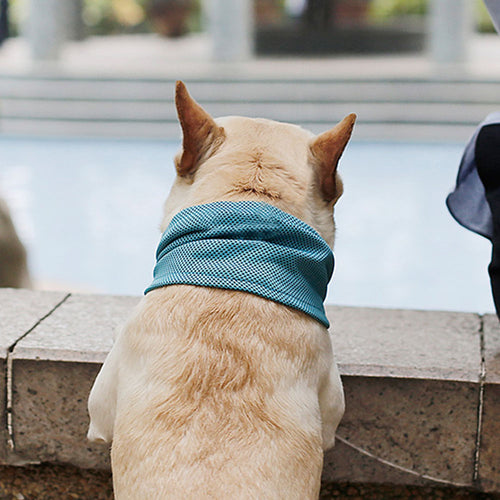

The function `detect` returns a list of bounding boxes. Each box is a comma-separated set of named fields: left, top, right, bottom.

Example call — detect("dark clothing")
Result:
left=475, top=124, right=500, bottom=315
left=446, top=114, right=500, bottom=239
left=447, top=114, right=500, bottom=317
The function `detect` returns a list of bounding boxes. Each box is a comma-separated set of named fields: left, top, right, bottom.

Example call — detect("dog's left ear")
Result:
left=310, top=113, right=356, bottom=202
left=175, top=81, right=225, bottom=176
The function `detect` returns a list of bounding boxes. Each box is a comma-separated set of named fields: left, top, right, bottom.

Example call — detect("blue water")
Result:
left=0, top=136, right=494, bottom=314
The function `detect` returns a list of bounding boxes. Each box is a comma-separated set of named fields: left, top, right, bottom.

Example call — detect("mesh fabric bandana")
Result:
left=144, top=201, right=334, bottom=327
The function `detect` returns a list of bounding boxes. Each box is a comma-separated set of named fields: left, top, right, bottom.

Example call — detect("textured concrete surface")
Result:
left=0, top=290, right=496, bottom=493
left=0, top=289, right=68, bottom=463
left=0, top=289, right=68, bottom=358
left=10, top=293, right=139, bottom=469
left=12, top=292, right=140, bottom=363
left=325, top=306, right=483, bottom=488
left=324, top=377, right=478, bottom=487
left=480, top=314, right=500, bottom=492
left=12, top=360, right=110, bottom=469
left=327, top=306, right=482, bottom=382
left=0, top=463, right=113, bottom=499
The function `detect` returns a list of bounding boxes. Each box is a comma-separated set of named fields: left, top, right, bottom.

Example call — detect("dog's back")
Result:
left=111, top=286, right=330, bottom=499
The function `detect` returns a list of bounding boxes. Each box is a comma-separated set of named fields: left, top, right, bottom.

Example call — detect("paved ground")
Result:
left=1, top=32, right=500, bottom=80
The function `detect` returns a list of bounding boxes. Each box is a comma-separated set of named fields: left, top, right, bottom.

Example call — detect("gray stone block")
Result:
left=11, top=293, right=139, bottom=468
left=483, top=313, right=500, bottom=384
left=0, top=289, right=68, bottom=463
left=328, top=306, right=482, bottom=381
left=324, top=377, right=478, bottom=487
left=480, top=313, right=500, bottom=492
left=5, top=296, right=488, bottom=490
left=12, top=359, right=110, bottom=469
left=325, top=306, right=482, bottom=487
left=12, top=293, right=140, bottom=363
left=0, top=289, right=68, bottom=358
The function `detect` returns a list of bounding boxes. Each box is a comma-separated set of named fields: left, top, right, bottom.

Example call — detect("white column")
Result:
left=25, top=0, right=84, bottom=61
left=60, top=0, right=85, bottom=42
left=26, top=0, right=63, bottom=60
left=208, top=0, right=254, bottom=62
left=428, top=0, right=473, bottom=67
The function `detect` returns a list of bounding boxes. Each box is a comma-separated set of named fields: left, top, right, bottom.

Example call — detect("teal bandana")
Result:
left=145, top=201, right=334, bottom=327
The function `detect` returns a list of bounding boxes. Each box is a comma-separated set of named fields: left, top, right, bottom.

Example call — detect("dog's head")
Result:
left=162, top=81, right=355, bottom=246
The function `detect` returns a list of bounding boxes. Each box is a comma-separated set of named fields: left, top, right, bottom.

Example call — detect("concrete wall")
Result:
left=0, top=289, right=498, bottom=492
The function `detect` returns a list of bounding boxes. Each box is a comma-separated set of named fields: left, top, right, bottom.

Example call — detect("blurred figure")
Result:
left=447, top=1, right=500, bottom=317
left=476, top=121, right=500, bottom=315
left=447, top=114, right=500, bottom=317
left=0, top=198, right=31, bottom=288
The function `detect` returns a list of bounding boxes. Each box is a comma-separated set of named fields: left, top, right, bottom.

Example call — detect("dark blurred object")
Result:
left=255, top=0, right=283, bottom=26
left=475, top=123, right=500, bottom=317
left=256, top=0, right=424, bottom=55
left=446, top=113, right=500, bottom=318
left=304, top=0, right=335, bottom=30
left=0, top=198, right=31, bottom=289
left=0, top=0, right=8, bottom=46
left=148, top=0, right=193, bottom=37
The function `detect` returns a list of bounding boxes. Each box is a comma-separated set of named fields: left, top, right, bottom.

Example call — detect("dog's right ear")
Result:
left=175, top=81, right=225, bottom=176
left=310, top=113, right=356, bottom=203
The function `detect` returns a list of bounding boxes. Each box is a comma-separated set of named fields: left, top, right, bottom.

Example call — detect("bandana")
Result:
left=145, top=201, right=334, bottom=327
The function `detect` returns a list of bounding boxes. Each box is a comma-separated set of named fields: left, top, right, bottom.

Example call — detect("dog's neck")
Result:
left=145, top=201, right=334, bottom=328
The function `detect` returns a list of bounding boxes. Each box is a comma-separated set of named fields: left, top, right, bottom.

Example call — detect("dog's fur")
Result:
left=88, top=81, right=355, bottom=499
left=0, top=198, right=31, bottom=288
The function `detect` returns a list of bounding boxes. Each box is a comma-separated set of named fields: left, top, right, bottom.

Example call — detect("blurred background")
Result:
left=0, top=0, right=498, bottom=314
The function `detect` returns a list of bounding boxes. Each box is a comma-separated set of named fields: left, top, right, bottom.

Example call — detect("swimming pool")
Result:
left=0, top=136, right=493, bottom=314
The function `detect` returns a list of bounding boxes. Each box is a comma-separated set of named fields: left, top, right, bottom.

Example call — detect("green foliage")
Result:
left=476, top=0, right=496, bottom=33
left=369, top=0, right=428, bottom=20
left=369, top=0, right=495, bottom=33
left=82, top=0, right=203, bottom=36
left=7, top=0, right=23, bottom=36
left=83, top=0, right=151, bottom=35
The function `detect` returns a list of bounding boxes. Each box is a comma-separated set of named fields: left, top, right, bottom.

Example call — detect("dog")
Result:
left=88, top=81, right=355, bottom=499
left=0, top=198, right=31, bottom=288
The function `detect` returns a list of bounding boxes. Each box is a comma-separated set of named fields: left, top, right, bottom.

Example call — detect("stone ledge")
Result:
left=0, top=289, right=498, bottom=492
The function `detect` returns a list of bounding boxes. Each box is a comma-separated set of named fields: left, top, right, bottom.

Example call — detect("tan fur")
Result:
left=0, top=198, right=31, bottom=288
left=88, top=82, right=355, bottom=499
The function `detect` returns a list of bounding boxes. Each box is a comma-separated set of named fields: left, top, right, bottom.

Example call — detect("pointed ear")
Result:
left=175, top=81, right=225, bottom=176
left=310, top=113, right=356, bottom=202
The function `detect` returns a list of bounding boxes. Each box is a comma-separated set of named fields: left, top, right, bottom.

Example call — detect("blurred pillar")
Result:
left=26, top=0, right=63, bottom=60
left=428, top=0, right=473, bottom=68
left=60, top=0, right=85, bottom=42
left=25, top=0, right=84, bottom=61
left=0, top=0, right=8, bottom=45
left=208, top=0, right=254, bottom=61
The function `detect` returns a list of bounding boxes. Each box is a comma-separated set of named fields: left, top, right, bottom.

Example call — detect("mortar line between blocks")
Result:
left=4, top=292, right=72, bottom=451
left=473, top=313, right=486, bottom=485
left=334, top=435, right=472, bottom=488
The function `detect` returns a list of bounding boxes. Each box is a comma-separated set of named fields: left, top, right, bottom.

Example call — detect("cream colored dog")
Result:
left=88, top=81, right=355, bottom=499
